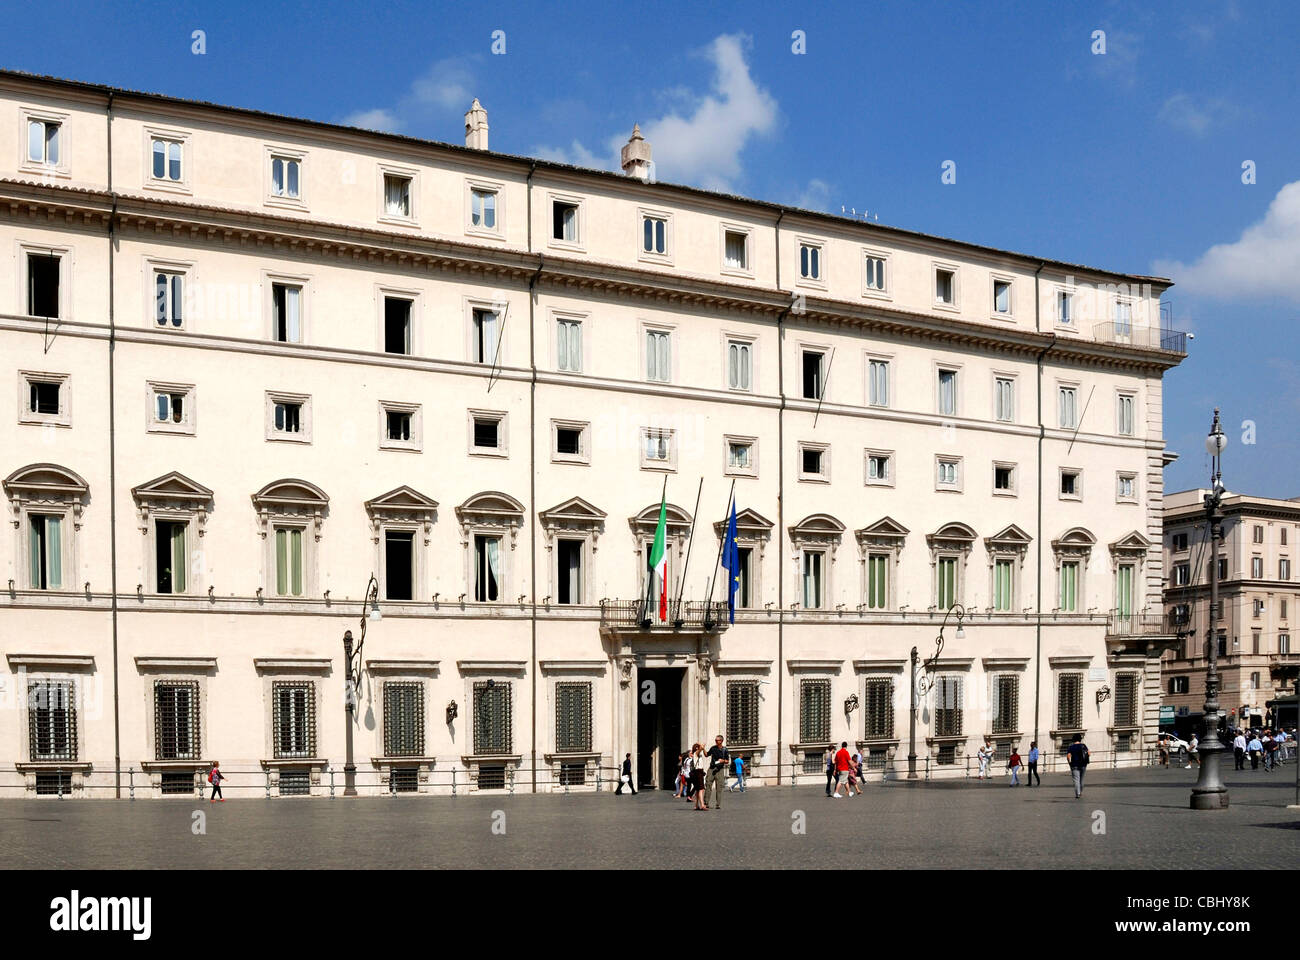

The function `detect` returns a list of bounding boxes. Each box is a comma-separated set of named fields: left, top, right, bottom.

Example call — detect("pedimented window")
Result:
left=4, top=463, right=88, bottom=592
left=366, top=486, right=437, bottom=603
left=540, top=497, right=607, bottom=606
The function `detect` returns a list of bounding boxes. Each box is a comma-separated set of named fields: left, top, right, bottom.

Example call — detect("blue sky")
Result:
left=2, top=0, right=1296, bottom=497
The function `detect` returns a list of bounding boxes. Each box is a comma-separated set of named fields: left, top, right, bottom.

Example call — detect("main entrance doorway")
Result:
left=636, top=667, right=684, bottom=789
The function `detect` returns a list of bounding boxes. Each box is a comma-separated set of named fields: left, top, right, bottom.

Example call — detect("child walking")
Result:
left=208, top=761, right=226, bottom=802
left=1007, top=747, right=1023, bottom=786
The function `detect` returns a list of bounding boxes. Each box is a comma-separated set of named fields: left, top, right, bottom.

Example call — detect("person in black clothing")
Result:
left=1066, top=733, right=1089, bottom=799
left=825, top=745, right=836, bottom=797
left=615, top=752, right=637, bottom=794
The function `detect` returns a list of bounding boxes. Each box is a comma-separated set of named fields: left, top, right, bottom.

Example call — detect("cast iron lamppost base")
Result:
left=1191, top=410, right=1228, bottom=810
left=909, top=603, right=967, bottom=779
left=342, top=575, right=381, bottom=797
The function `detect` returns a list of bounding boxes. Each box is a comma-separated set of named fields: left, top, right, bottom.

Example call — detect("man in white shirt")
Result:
left=1233, top=731, right=1247, bottom=770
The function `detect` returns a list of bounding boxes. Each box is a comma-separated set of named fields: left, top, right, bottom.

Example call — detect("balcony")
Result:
left=1107, top=611, right=1186, bottom=637
left=1091, top=322, right=1187, bottom=353
left=598, top=598, right=731, bottom=632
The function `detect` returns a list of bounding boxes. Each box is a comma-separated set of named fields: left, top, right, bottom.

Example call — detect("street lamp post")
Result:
left=342, top=575, right=381, bottom=797
left=909, top=603, right=967, bottom=779
left=1191, top=410, right=1229, bottom=810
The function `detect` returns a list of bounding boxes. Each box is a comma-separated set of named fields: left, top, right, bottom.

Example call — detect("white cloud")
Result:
left=533, top=140, right=609, bottom=171
left=341, top=108, right=400, bottom=132
left=793, top=178, right=831, bottom=212
left=1152, top=181, right=1300, bottom=302
left=341, top=57, right=476, bottom=135
left=1158, top=93, right=1235, bottom=136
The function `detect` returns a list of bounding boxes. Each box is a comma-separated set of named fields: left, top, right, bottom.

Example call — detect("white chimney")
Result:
left=621, top=124, right=652, bottom=181
left=464, top=98, right=489, bottom=150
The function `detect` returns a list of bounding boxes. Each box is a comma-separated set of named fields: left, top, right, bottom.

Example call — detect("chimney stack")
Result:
left=464, top=98, right=489, bottom=150
left=621, top=124, right=652, bottom=181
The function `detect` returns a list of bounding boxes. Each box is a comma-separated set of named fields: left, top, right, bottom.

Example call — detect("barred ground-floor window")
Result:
left=863, top=677, right=894, bottom=740
left=154, top=680, right=200, bottom=760
left=799, top=678, right=830, bottom=744
left=727, top=680, right=759, bottom=746
left=555, top=681, right=592, bottom=753
left=272, top=681, right=316, bottom=759
left=473, top=680, right=512, bottom=754
left=383, top=681, right=424, bottom=757
left=29, top=679, right=76, bottom=761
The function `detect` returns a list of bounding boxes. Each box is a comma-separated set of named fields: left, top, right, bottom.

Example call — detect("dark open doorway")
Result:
left=636, top=666, right=684, bottom=789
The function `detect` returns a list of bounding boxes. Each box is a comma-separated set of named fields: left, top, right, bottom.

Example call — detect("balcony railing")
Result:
left=1108, top=611, right=1187, bottom=636
left=1091, top=322, right=1187, bottom=353
left=599, top=598, right=731, bottom=631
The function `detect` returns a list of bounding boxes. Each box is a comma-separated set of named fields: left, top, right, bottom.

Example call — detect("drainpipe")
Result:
left=526, top=160, right=538, bottom=792
left=774, top=209, right=786, bottom=783
left=106, top=92, right=122, bottom=798
left=1032, top=262, right=1055, bottom=746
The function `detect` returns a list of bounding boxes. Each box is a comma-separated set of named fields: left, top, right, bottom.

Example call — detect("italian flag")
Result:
left=648, top=493, right=668, bottom=622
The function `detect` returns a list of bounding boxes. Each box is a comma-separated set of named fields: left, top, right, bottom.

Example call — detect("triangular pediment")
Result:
left=365, top=485, right=438, bottom=513
left=712, top=507, right=775, bottom=537
left=1110, top=530, right=1152, bottom=552
left=132, top=471, right=213, bottom=503
left=857, top=516, right=910, bottom=539
left=987, top=523, right=1032, bottom=544
left=540, top=496, right=607, bottom=524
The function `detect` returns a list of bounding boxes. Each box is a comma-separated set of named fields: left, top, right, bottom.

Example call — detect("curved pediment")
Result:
left=929, top=521, right=977, bottom=542
left=1054, top=526, right=1096, bottom=546
left=252, top=478, right=329, bottom=508
left=4, top=462, right=89, bottom=498
left=789, top=513, right=846, bottom=538
left=456, top=491, right=525, bottom=520
left=633, top=501, right=693, bottom=525
left=132, top=471, right=214, bottom=504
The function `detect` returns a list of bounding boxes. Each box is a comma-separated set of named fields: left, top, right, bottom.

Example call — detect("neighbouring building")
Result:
left=1162, top=489, right=1300, bottom=732
left=0, top=70, right=1187, bottom=797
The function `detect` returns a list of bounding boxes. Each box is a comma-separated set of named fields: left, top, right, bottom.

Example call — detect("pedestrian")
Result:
left=1187, top=733, right=1200, bottom=769
left=825, top=744, right=837, bottom=797
left=671, top=753, right=685, bottom=798
left=729, top=753, right=746, bottom=792
left=615, top=752, right=637, bottom=794
left=705, top=735, right=730, bottom=810
left=831, top=741, right=856, bottom=798
left=1265, top=731, right=1278, bottom=772
left=1158, top=734, right=1170, bottom=767
left=1007, top=747, right=1023, bottom=786
left=976, top=736, right=993, bottom=780
left=853, top=749, right=865, bottom=789
left=1277, top=728, right=1290, bottom=765
left=1247, top=732, right=1263, bottom=770
left=1026, top=741, right=1041, bottom=786
left=691, top=743, right=708, bottom=810
left=1066, top=733, right=1089, bottom=799
left=208, top=761, right=225, bottom=802
left=1233, top=730, right=1247, bottom=770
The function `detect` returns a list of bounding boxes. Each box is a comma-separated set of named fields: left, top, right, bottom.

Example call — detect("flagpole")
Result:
left=673, top=477, right=705, bottom=627
left=640, top=474, right=667, bottom=627
left=703, top=479, right=737, bottom=628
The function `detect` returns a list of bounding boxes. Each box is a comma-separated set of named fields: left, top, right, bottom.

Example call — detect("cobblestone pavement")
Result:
left=4, top=766, right=1298, bottom=869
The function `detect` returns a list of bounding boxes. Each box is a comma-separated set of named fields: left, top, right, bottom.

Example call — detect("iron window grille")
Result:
left=1114, top=673, right=1139, bottom=727
left=559, top=762, right=586, bottom=786
left=991, top=675, right=1019, bottom=735
left=934, top=675, right=963, bottom=738
left=866, top=747, right=888, bottom=770
left=154, top=680, right=200, bottom=760
left=160, top=770, right=193, bottom=795
left=279, top=770, right=310, bottom=796
left=864, top=678, right=895, bottom=740
left=477, top=764, right=507, bottom=790
left=473, top=681, right=513, bottom=755
left=29, top=679, right=76, bottom=761
left=272, top=681, right=316, bottom=759
left=1057, top=673, right=1083, bottom=730
left=727, top=680, right=760, bottom=746
left=35, top=772, right=72, bottom=795
left=799, top=679, right=831, bottom=743
left=391, top=766, right=419, bottom=793
left=383, top=681, right=425, bottom=757
left=802, top=753, right=824, bottom=774
left=936, top=744, right=956, bottom=765
left=555, top=682, right=592, bottom=753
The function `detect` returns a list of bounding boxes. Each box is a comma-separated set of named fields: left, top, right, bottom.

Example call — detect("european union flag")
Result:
left=720, top=500, right=740, bottom=624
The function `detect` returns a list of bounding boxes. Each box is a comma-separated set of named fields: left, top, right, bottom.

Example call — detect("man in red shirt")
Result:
left=831, top=741, right=856, bottom=798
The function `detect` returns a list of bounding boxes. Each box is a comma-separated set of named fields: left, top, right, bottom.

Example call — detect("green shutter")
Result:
left=45, top=516, right=61, bottom=589
left=171, top=522, right=187, bottom=593
left=290, top=528, right=303, bottom=596
left=275, top=528, right=288, bottom=595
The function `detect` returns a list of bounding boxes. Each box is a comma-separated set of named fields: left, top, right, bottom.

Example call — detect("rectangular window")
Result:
left=867, top=453, right=891, bottom=483
left=384, top=174, right=412, bottom=217
left=937, top=557, right=958, bottom=609
left=1283, top=529, right=1290, bottom=546
left=1114, top=300, right=1133, bottom=336
left=27, top=118, right=61, bottom=165
left=28, top=515, right=63, bottom=590
left=1058, top=386, right=1078, bottom=429
left=1253, top=599, right=1264, bottom=618
left=1115, top=564, right=1134, bottom=618
left=868, top=359, right=889, bottom=407
left=727, top=340, right=752, bottom=390
left=994, top=377, right=1014, bottom=422
left=384, top=530, right=414, bottom=601
left=556, top=539, right=583, bottom=605
left=474, top=535, right=501, bottom=602
left=28, top=679, right=76, bottom=761
left=864, top=678, right=894, bottom=739
left=384, top=297, right=412, bottom=355
left=643, top=429, right=672, bottom=465
left=151, top=138, right=183, bottom=181
left=472, top=308, right=500, bottom=364
left=727, top=440, right=752, bottom=470
left=935, top=269, right=956, bottom=305
left=273, top=526, right=305, bottom=597
left=386, top=409, right=412, bottom=442
left=27, top=253, right=60, bottom=318
left=552, top=200, right=578, bottom=242
left=1281, top=558, right=1292, bottom=580
left=1057, top=673, right=1083, bottom=730
left=471, top=188, right=497, bottom=229
left=272, top=681, right=315, bottom=758
left=646, top=330, right=671, bottom=382
left=1252, top=557, right=1264, bottom=578
left=472, top=415, right=501, bottom=450
left=801, top=446, right=824, bottom=478
left=992, top=675, right=1019, bottom=735
left=473, top=680, right=512, bottom=754
left=865, top=255, right=886, bottom=291
left=1172, top=532, right=1189, bottom=552
left=1281, top=634, right=1292, bottom=655
left=994, top=464, right=1014, bottom=493
left=993, top=558, right=1014, bottom=612
left=555, top=682, right=592, bottom=753
left=937, top=368, right=957, bottom=415
left=556, top=425, right=583, bottom=458
left=1059, top=560, right=1079, bottom=612
left=1114, top=674, right=1138, bottom=727
left=937, top=459, right=959, bottom=487
left=154, top=680, right=200, bottom=760
left=1060, top=470, right=1080, bottom=498
left=799, top=243, right=821, bottom=280
left=799, top=679, right=831, bottom=743
left=1117, top=394, right=1135, bottom=436
left=802, top=551, right=824, bottom=609
left=867, top=553, right=888, bottom=610
left=723, top=230, right=748, bottom=270
left=1281, top=598, right=1289, bottom=619
left=1117, top=474, right=1136, bottom=500
left=1252, top=525, right=1264, bottom=543
left=726, top=680, right=759, bottom=746
left=154, top=519, right=188, bottom=594
left=155, top=390, right=185, bottom=426
left=383, top=681, right=424, bottom=757
left=154, top=272, right=184, bottom=328
left=642, top=215, right=667, bottom=254
left=272, top=283, right=301, bottom=343
left=802, top=350, right=824, bottom=400
left=271, top=156, right=300, bottom=198
left=934, top=675, right=963, bottom=737
left=273, top=400, right=302, bottom=435
left=28, top=380, right=61, bottom=417
left=993, top=279, right=1011, bottom=314
left=556, top=319, right=582, bottom=372
left=1057, top=290, right=1072, bottom=324
left=735, top=547, right=752, bottom=608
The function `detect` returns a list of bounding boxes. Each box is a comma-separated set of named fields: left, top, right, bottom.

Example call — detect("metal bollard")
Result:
left=328, top=766, right=335, bottom=798
left=451, top=767, right=457, bottom=796
left=265, top=768, right=272, bottom=798
left=508, top=767, right=515, bottom=794
left=57, top=767, right=64, bottom=800
left=595, top=766, right=601, bottom=792
left=128, top=767, right=135, bottom=800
